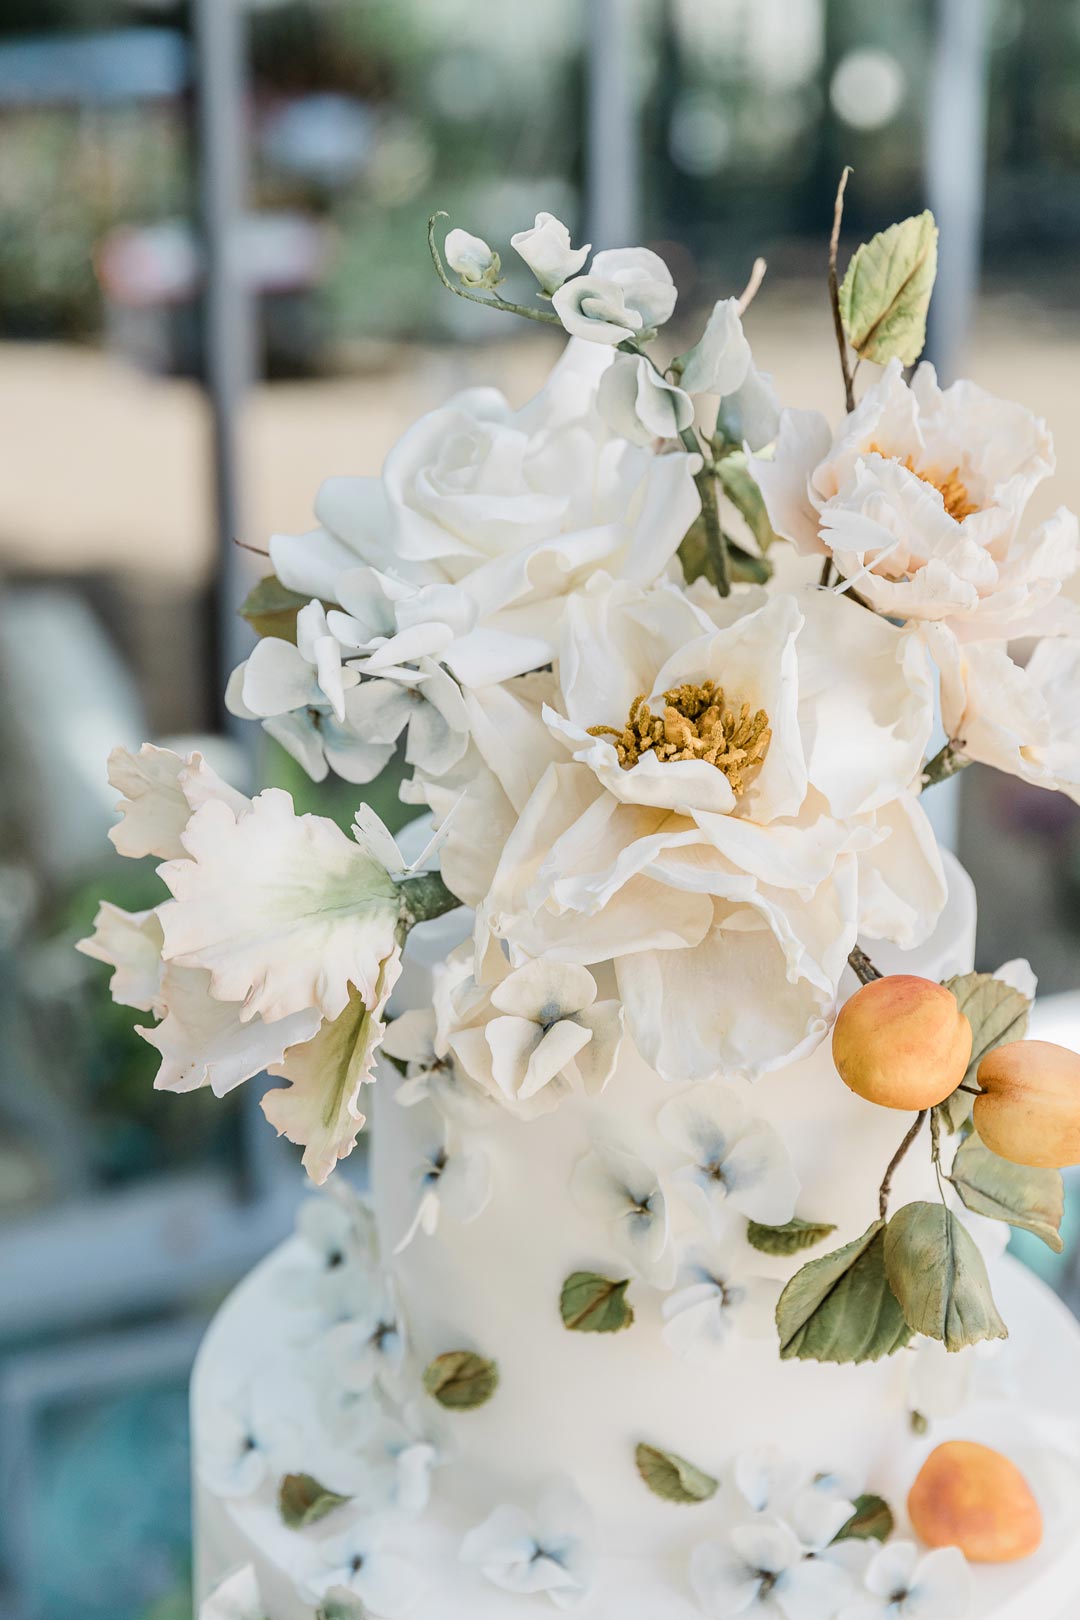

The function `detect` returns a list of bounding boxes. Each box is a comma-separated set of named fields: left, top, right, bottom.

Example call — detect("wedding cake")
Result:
left=80, top=195, right=1080, bottom=1620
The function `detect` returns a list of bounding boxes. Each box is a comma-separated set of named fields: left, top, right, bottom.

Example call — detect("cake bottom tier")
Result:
left=193, top=1238, right=1080, bottom=1620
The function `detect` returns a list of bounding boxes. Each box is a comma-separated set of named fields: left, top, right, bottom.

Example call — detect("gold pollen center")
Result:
left=587, top=679, right=771, bottom=797
left=871, top=443, right=978, bottom=523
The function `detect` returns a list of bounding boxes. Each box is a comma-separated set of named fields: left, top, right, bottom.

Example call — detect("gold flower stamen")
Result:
left=870, top=443, right=978, bottom=523
left=587, top=679, right=771, bottom=797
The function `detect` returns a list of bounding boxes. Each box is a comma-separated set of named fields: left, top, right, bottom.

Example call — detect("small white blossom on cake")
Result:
left=661, top=1234, right=783, bottom=1361
left=383, top=1007, right=494, bottom=1124
left=393, top=1103, right=493, bottom=1252
left=658, top=1085, right=800, bottom=1226
left=304, top=1519, right=425, bottom=1617
left=691, top=1518, right=854, bottom=1620
left=275, top=1188, right=378, bottom=1314
left=460, top=1481, right=596, bottom=1609
left=570, top=1132, right=674, bottom=1287
left=445, top=958, right=625, bottom=1117
left=323, top=1277, right=409, bottom=1395
left=837, top=1542, right=972, bottom=1620
left=197, top=1372, right=301, bottom=1499
left=511, top=212, right=590, bottom=293
left=198, top=1565, right=265, bottom=1620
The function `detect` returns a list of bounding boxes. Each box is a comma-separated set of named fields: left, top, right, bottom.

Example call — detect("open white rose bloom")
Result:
left=80, top=207, right=1080, bottom=1620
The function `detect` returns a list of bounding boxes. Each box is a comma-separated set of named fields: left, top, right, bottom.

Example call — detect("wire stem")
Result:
left=879, top=1111, right=927, bottom=1219
left=828, top=168, right=856, bottom=414
left=428, top=213, right=562, bottom=327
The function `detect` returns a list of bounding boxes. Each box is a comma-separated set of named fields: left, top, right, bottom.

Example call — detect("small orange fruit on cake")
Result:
left=908, top=1441, right=1042, bottom=1563
left=832, top=975, right=973, bottom=1110
left=975, top=1039, right=1080, bottom=1169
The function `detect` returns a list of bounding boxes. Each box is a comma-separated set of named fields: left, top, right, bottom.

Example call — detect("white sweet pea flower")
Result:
left=658, top=1084, right=799, bottom=1226
left=570, top=1133, right=674, bottom=1287
left=591, top=245, right=677, bottom=330
left=511, top=212, right=590, bottom=294
left=446, top=957, right=624, bottom=1117
left=753, top=359, right=1080, bottom=643
left=661, top=1234, right=782, bottom=1362
left=305, top=1519, right=425, bottom=1618
left=928, top=626, right=1080, bottom=804
left=106, top=743, right=249, bottom=861
left=597, top=352, right=694, bottom=446
left=551, top=274, right=644, bottom=345
left=336, top=660, right=471, bottom=780
left=393, top=1103, right=493, bottom=1252
left=676, top=298, right=753, bottom=398
left=444, top=227, right=500, bottom=290
left=158, top=787, right=400, bottom=1025
left=460, top=1481, right=596, bottom=1610
left=691, top=1519, right=854, bottom=1620
left=838, top=1543, right=972, bottom=1620
left=198, top=1566, right=264, bottom=1620
left=272, top=342, right=698, bottom=691
left=478, top=576, right=939, bottom=1082
left=197, top=1371, right=301, bottom=1499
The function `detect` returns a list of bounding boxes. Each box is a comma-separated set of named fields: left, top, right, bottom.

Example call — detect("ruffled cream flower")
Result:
left=754, top=359, right=1079, bottom=640
left=477, top=574, right=940, bottom=1080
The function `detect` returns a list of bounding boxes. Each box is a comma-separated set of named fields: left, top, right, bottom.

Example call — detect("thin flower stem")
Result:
left=427, top=213, right=563, bottom=327
left=737, top=256, right=768, bottom=315
left=879, top=1111, right=927, bottom=1219
left=922, top=741, right=972, bottom=789
left=828, top=168, right=856, bottom=415
left=233, top=536, right=270, bottom=557
left=397, top=871, right=463, bottom=933
left=848, top=944, right=883, bottom=985
left=819, top=556, right=834, bottom=588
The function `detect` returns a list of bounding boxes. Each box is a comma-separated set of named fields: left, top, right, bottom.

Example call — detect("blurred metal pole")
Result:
left=586, top=0, right=640, bottom=248
left=193, top=0, right=257, bottom=732
left=924, top=0, right=991, bottom=384
left=922, top=0, right=991, bottom=855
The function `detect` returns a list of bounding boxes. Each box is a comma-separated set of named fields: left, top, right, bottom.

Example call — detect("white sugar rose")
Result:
left=477, top=575, right=941, bottom=1081
left=511, top=211, right=590, bottom=293
left=270, top=340, right=699, bottom=691
left=753, top=359, right=1080, bottom=639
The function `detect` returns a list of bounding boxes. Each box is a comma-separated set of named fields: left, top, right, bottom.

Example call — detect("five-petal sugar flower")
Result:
left=658, top=1084, right=799, bottom=1227
left=460, top=1481, right=596, bottom=1610
left=838, top=1543, right=972, bottom=1620
left=478, top=573, right=940, bottom=1081
left=197, top=1369, right=302, bottom=1499
left=570, top=1130, right=674, bottom=1287
left=265, top=340, right=699, bottom=692
left=304, top=1519, right=425, bottom=1618
left=662, top=1232, right=783, bottom=1362
left=392, top=1100, right=493, bottom=1253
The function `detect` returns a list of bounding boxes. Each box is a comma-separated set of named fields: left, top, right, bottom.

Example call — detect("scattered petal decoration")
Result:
left=197, top=1370, right=302, bottom=1500
left=262, top=960, right=401, bottom=1184
left=661, top=1235, right=782, bottom=1362
left=837, top=1542, right=972, bottom=1620
left=691, top=1519, right=854, bottom=1620
left=460, top=1481, right=596, bottom=1610
left=198, top=1565, right=266, bottom=1620
left=157, top=787, right=401, bottom=1025
left=393, top=1103, right=493, bottom=1251
left=570, top=1134, right=675, bottom=1288
left=107, top=742, right=250, bottom=861
left=304, top=1521, right=426, bottom=1618
left=658, top=1085, right=800, bottom=1227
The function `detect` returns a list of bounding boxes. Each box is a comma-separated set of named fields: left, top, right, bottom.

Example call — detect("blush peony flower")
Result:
left=476, top=574, right=941, bottom=1081
left=753, top=359, right=1080, bottom=640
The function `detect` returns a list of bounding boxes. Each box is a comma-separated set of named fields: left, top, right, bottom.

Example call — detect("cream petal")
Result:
left=158, top=788, right=400, bottom=1024
left=676, top=297, right=752, bottom=397
left=858, top=795, right=948, bottom=951
left=77, top=902, right=164, bottom=1012
left=566, top=1001, right=624, bottom=1094
left=752, top=408, right=832, bottom=554
left=241, top=635, right=320, bottom=718
left=261, top=711, right=331, bottom=783
left=107, top=743, right=249, bottom=861
left=490, top=958, right=597, bottom=1020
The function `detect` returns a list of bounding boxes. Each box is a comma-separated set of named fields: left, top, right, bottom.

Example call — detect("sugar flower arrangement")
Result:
left=82, top=173, right=1080, bottom=1370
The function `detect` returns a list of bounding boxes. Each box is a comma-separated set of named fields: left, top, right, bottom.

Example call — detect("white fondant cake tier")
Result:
left=192, top=1243, right=1080, bottom=1619
left=190, top=852, right=1080, bottom=1619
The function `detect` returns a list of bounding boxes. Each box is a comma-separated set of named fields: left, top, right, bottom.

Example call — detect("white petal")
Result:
left=158, top=788, right=400, bottom=1024
left=77, top=903, right=164, bottom=1012
left=903, top=1547, right=972, bottom=1619
left=198, top=1565, right=264, bottom=1620
left=241, top=635, right=319, bottom=717
left=689, top=1538, right=761, bottom=1618
left=437, top=1145, right=493, bottom=1226
left=863, top=1542, right=920, bottom=1600
left=511, top=212, right=590, bottom=293
left=107, top=744, right=248, bottom=861
left=566, top=1001, right=624, bottom=1094
left=551, top=275, right=643, bottom=345
left=776, top=1554, right=855, bottom=1620
left=357, top=1551, right=425, bottom=1618
left=752, top=408, right=831, bottom=554
left=490, top=958, right=597, bottom=1020
left=677, top=298, right=752, bottom=397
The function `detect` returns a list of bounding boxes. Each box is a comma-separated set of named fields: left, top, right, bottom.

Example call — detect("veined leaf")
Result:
left=635, top=1443, right=718, bottom=1504
left=776, top=1220, right=911, bottom=1364
left=950, top=1133, right=1063, bottom=1253
left=423, top=1350, right=499, bottom=1410
left=833, top=1493, right=894, bottom=1544
left=560, top=1271, right=634, bottom=1333
left=747, top=1216, right=837, bottom=1256
left=884, top=1201, right=1008, bottom=1352
left=716, top=453, right=779, bottom=553
left=838, top=211, right=938, bottom=367
left=938, top=973, right=1031, bottom=1131
left=278, top=1472, right=350, bottom=1530
left=239, top=574, right=314, bottom=643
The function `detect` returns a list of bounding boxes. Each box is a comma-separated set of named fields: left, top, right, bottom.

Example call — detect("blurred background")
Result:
left=2, top=0, right=1080, bottom=1615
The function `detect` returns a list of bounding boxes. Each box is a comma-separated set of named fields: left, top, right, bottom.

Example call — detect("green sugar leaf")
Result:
left=278, top=1472, right=351, bottom=1530
left=423, top=1349, right=499, bottom=1410
left=560, top=1271, right=635, bottom=1333
left=884, top=1201, right=1009, bottom=1352
left=716, top=452, right=779, bottom=553
left=776, top=1220, right=911, bottom=1364
left=635, top=1443, right=718, bottom=1504
left=833, top=1492, right=895, bottom=1544
left=938, top=972, right=1031, bottom=1132
left=950, top=1133, right=1063, bottom=1253
left=838, top=211, right=938, bottom=366
left=239, top=574, right=317, bottom=643
left=747, top=1216, right=837, bottom=1256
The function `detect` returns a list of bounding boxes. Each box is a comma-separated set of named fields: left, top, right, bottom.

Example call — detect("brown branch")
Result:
left=828, top=167, right=856, bottom=415
left=879, top=1111, right=927, bottom=1219
left=848, top=945, right=883, bottom=986
left=233, top=536, right=270, bottom=557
